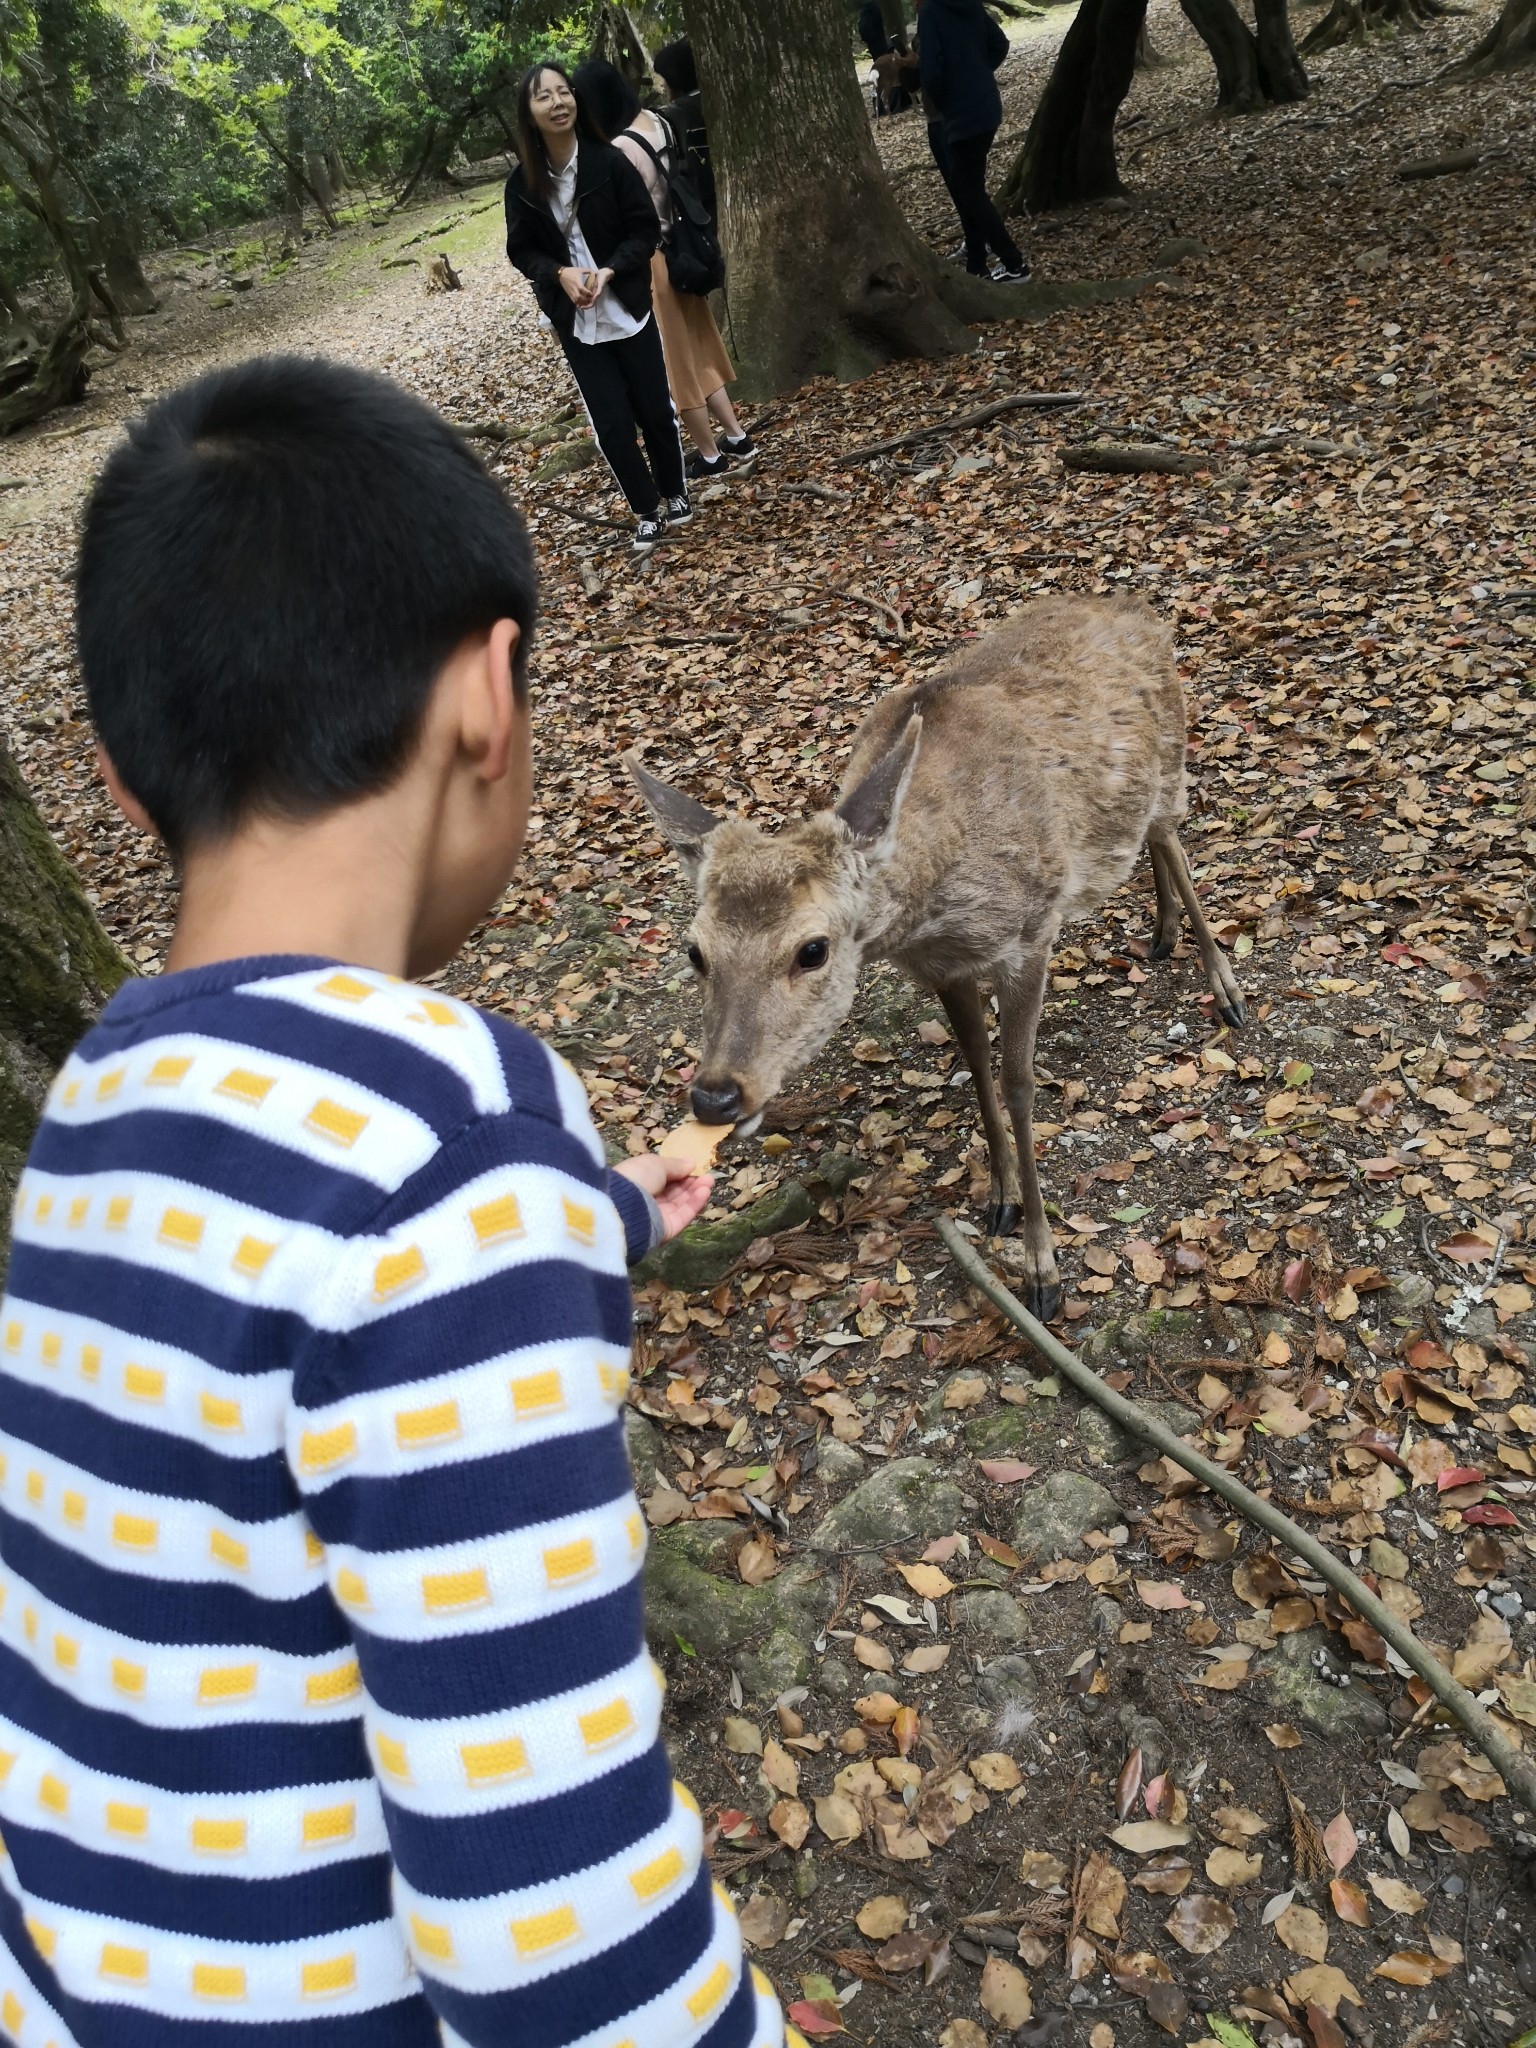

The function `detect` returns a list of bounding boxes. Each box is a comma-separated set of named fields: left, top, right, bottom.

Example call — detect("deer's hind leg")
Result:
left=1147, top=824, right=1246, bottom=1029
left=936, top=977, right=1022, bottom=1238
left=994, top=947, right=1062, bottom=1325
left=1148, top=840, right=1182, bottom=961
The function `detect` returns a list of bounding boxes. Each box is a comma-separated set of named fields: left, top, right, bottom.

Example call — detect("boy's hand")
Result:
left=613, top=1154, right=713, bottom=1241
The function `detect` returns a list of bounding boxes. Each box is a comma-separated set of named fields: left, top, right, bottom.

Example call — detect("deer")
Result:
left=624, top=595, right=1245, bottom=1321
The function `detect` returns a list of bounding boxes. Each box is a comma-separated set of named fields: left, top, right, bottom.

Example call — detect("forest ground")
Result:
left=2, top=4, right=1535, bottom=2043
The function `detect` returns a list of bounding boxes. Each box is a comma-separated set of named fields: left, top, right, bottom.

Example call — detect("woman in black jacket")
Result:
left=918, top=0, right=1027, bottom=282
left=504, top=61, right=689, bottom=556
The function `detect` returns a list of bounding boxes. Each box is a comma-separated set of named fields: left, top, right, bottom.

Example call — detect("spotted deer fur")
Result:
left=625, top=596, right=1244, bottom=1318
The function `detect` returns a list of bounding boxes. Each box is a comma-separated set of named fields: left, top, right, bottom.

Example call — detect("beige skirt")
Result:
left=650, top=250, right=733, bottom=412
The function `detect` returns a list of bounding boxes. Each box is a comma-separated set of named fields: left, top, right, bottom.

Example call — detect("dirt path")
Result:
left=3, top=8, right=1535, bottom=2042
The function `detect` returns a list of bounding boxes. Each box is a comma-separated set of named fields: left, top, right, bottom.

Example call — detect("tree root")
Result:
left=840, top=390, right=1086, bottom=464
left=1301, top=0, right=1465, bottom=55
left=937, top=1216, right=1536, bottom=1816
left=1397, top=142, right=1511, bottom=177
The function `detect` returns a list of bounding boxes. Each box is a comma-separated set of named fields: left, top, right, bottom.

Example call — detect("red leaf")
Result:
left=978, top=1460, right=1038, bottom=1484
left=1436, top=1468, right=1486, bottom=1491
left=1463, top=1503, right=1519, bottom=1528
left=1283, top=1257, right=1313, bottom=1302
left=787, top=2000, right=846, bottom=2037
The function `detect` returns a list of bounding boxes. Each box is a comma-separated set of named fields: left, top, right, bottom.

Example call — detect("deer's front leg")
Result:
left=995, top=948, right=1061, bottom=1323
left=937, top=977, right=1022, bottom=1237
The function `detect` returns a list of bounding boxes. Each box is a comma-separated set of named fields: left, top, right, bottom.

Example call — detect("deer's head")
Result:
left=624, top=721, right=922, bottom=1128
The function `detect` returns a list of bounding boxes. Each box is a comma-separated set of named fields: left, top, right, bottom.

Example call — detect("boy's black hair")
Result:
left=572, top=57, right=641, bottom=145
left=77, top=355, right=538, bottom=858
left=653, top=38, right=698, bottom=96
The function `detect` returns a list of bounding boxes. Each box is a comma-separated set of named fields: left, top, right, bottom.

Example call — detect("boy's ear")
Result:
left=96, top=744, right=158, bottom=838
left=463, top=620, right=522, bottom=783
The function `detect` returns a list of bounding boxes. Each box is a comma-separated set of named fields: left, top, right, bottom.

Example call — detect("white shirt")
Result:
left=548, top=144, right=649, bottom=347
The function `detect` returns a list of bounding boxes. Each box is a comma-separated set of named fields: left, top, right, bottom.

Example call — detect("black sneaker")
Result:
left=664, top=492, right=693, bottom=526
left=632, top=515, right=666, bottom=557
left=720, top=434, right=758, bottom=477
left=684, top=451, right=728, bottom=483
left=992, top=262, right=1031, bottom=283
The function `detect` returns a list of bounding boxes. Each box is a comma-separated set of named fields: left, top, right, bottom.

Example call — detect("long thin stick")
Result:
left=936, top=1215, right=1536, bottom=1812
left=840, top=391, right=1086, bottom=464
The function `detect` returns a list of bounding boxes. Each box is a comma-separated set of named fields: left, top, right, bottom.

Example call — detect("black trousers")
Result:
left=946, top=128, right=1022, bottom=276
left=560, top=318, right=686, bottom=517
left=926, top=120, right=957, bottom=204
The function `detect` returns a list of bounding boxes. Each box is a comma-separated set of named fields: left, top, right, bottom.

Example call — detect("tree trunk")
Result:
left=0, top=743, right=131, bottom=1248
left=998, top=0, right=1147, bottom=213
left=1179, top=0, right=1268, bottom=109
left=88, top=211, right=158, bottom=316
left=305, top=149, right=337, bottom=218
left=1136, top=20, right=1169, bottom=64
left=1254, top=0, right=1311, bottom=96
left=681, top=0, right=982, bottom=393
left=1449, top=0, right=1535, bottom=65
left=0, top=285, right=93, bottom=435
left=1301, top=0, right=1460, bottom=54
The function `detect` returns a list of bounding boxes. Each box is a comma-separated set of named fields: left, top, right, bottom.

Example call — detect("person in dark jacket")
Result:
left=917, top=0, right=1028, bottom=281
left=504, top=61, right=688, bottom=556
left=653, top=38, right=714, bottom=213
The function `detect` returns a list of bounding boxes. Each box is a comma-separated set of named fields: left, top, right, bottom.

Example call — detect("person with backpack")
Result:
left=575, top=59, right=756, bottom=485
left=504, top=61, right=688, bottom=557
left=652, top=38, right=713, bottom=212
left=918, top=0, right=1029, bottom=282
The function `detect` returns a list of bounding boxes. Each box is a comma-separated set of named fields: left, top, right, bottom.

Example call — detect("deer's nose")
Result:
left=691, top=1078, right=743, bottom=1126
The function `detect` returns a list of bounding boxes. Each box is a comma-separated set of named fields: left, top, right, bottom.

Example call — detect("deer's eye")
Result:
left=795, top=938, right=830, bottom=973
left=686, top=943, right=707, bottom=975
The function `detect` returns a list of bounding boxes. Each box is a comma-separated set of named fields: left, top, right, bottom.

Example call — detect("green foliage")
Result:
left=1, top=0, right=609, bottom=292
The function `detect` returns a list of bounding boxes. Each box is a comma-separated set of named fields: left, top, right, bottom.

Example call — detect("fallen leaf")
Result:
left=1077, top=1851, right=1127, bottom=1939
left=723, top=1716, right=763, bottom=1756
left=939, top=2025, right=988, bottom=2048
left=979, top=1955, right=1033, bottom=2026
left=770, top=1797, right=811, bottom=1849
left=1329, top=1878, right=1371, bottom=1927
left=786, top=1997, right=845, bottom=2037
left=1321, top=1810, right=1357, bottom=1874
left=971, top=1752, right=1022, bottom=1791
left=1366, top=1874, right=1426, bottom=1916
left=1264, top=1723, right=1303, bottom=1749
left=814, top=1792, right=862, bottom=1844
left=1166, top=1893, right=1237, bottom=1955
left=852, top=1635, right=894, bottom=1673
left=1137, top=1579, right=1194, bottom=1610
left=738, top=1535, right=780, bottom=1584
left=1276, top=1903, right=1328, bottom=1962
left=896, top=1562, right=954, bottom=1599
left=1111, top=1820, right=1192, bottom=1853
left=1116, top=1746, right=1144, bottom=1821
left=979, top=1459, right=1038, bottom=1484
left=740, top=1892, right=792, bottom=1949
left=855, top=1894, right=908, bottom=1940
left=1373, top=1949, right=1451, bottom=1985
left=902, top=1643, right=951, bottom=1675
left=1019, top=1848, right=1071, bottom=1888
left=943, top=1375, right=987, bottom=1411
left=1284, top=1964, right=1363, bottom=2016
left=1206, top=1847, right=1263, bottom=1887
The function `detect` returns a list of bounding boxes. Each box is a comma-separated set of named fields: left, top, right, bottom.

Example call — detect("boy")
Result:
left=0, top=357, right=790, bottom=2048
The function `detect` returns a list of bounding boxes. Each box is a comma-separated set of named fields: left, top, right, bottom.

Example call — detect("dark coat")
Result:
left=657, top=89, right=714, bottom=212
left=504, top=141, right=660, bottom=340
left=918, top=0, right=1010, bottom=142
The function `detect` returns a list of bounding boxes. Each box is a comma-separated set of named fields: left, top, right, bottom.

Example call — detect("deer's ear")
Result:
left=836, top=715, right=921, bottom=856
left=623, top=750, right=722, bottom=887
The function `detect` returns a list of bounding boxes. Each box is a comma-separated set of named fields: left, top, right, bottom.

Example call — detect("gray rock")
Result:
left=1357, top=246, right=1390, bottom=275
left=813, top=1439, right=866, bottom=1487
left=1117, top=1707, right=1172, bottom=1777
left=644, top=1533, right=830, bottom=1659
left=1154, top=236, right=1209, bottom=268
left=815, top=1654, right=854, bottom=1699
left=555, top=892, right=611, bottom=940
left=957, top=1590, right=1031, bottom=1644
left=1077, top=1399, right=1199, bottom=1467
left=1077, top=1308, right=1199, bottom=1367
left=809, top=1457, right=964, bottom=1555
left=739, top=1628, right=814, bottom=1700
left=1264, top=1631, right=1389, bottom=1741
left=624, top=1411, right=663, bottom=1494
left=207, top=293, right=234, bottom=309
left=976, top=1654, right=1039, bottom=1711
left=1387, top=1271, right=1435, bottom=1315
left=964, top=1406, right=1038, bottom=1459
left=1012, top=1472, right=1120, bottom=1561
left=531, top=439, right=596, bottom=483
left=1090, top=1596, right=1124, bottom=1643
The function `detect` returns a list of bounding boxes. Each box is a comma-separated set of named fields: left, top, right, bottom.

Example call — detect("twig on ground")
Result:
left=779, top=482, right=850, bottom=504
left=814, top=578, right=907, bottom=641
left=536, top=501, right=634, bottom=535
left=841, top=391, right=1086, bottom=464
left=590, top=631, right=747, bottom=652
left=937, top=1215, right=1536, bottom=1814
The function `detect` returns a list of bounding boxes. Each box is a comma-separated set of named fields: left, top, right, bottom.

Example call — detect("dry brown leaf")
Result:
left=978, top=1956, right=1032, bottom=2027
left=769, top=1797, right=811, bottom=1849
left=1165, top=1893, right=1237, bottom=1955
left=1285, top=1964, right=1364, bottom=2016
left=1321, top=1809, right=1357, bottom=1874
left=855, top=1894, right=908, bottom=1940
left=739, top=1891, right=791, bottom=1949
left=895, top=1562, right=954, bottom=1600
left=761, top=1739, right=800, bottom=1798
left=971, top=1752, right=1022, bottom=1792
left=901, top=1643, right=951, bottom=1675
left=1019, top=1849, right=1069, bottom=1889
left=1275, top=1902, right=1328, bottom=1962
left=1206, top=1846, right=1263, bottom=1888
left=852, top=1635, right=894, bottom=1673
left=1077, top=1851, right=1127, bottom=1939
left=942, top=1375, right=987, bottom=1411
left=1329, top=1877, right=1371, bottom=1927
left=722, top=1716, right=763, bottom=1756
left=1264, top=1723, right=1303, bottom=1748
left=814, top=1791, right=862, bottom=1844
left=1366, top=1873, right=1427, bottom=1916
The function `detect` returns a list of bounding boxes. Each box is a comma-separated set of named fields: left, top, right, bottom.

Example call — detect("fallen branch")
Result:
left=814, top=578, right=907, bottom=641
left=1061, top=442, right=1210, bottom=476
left=591, top=631, right=747, bottom=652
left=841, top=391, right=1086, bottom=464
left=937, top=1214, right=1536, bottom=1814
left=457, top=419, right=513, bottom=442
left=1397, top=143, right=1510, bottom=179
left=1237, top=432, right=1360, bottom=458
left=779, top=481, right=850, bottom=503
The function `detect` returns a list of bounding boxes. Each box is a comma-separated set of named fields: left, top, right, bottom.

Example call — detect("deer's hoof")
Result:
left=1025, top=1278, right=1064, bottom=1325
left=1218, top=994, right=1247, bottom=1029
left=984, top=1201, right=1021, bottom=1239
left=1149, top=932, right=1178, bottom=962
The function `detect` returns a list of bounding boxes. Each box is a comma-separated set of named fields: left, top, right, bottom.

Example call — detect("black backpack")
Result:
left=627, top=118, right=725, bottom=298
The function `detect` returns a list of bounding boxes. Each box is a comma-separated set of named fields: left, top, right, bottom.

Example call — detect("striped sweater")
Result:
left=0, top=956, right=788, bottom=2048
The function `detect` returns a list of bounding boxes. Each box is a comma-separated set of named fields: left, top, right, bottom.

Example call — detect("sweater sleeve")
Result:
left=287, top=1107, right=783, bottom=2048
left=918, top=17, right=947, bottom=105
left=986, top=13, right=1009, bottom=68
